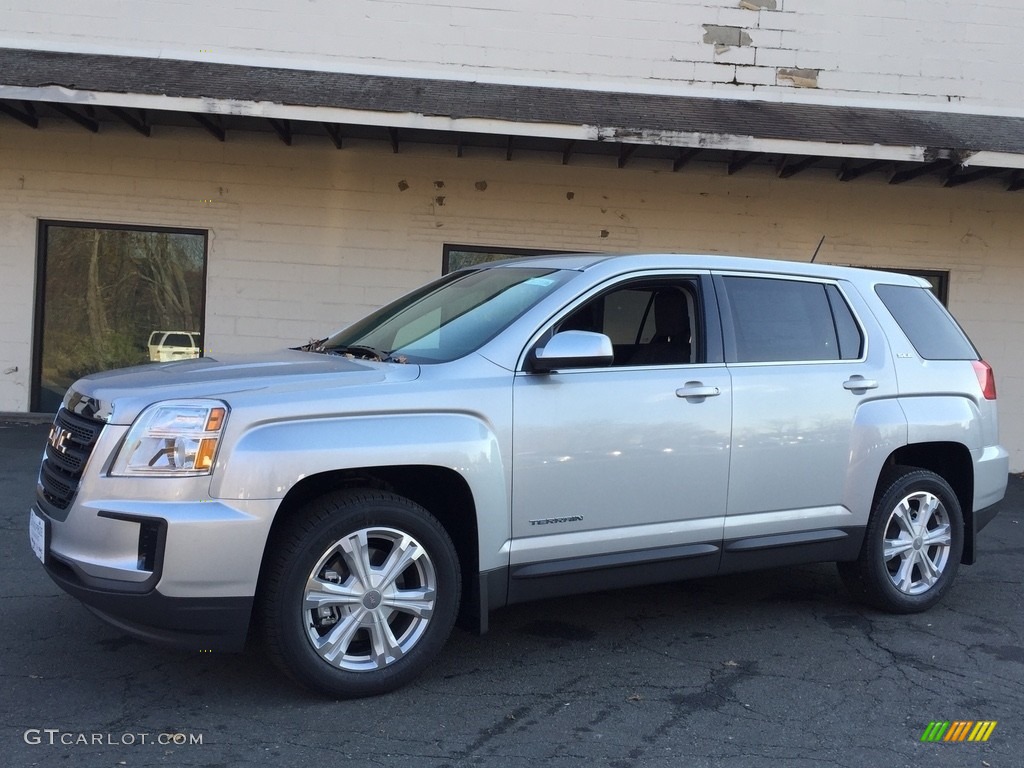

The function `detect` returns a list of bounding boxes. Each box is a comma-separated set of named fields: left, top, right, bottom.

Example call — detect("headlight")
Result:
left=110, top=400, right=228, bottom=476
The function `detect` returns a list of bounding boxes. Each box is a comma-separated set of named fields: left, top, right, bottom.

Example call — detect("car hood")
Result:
left=62, top=349, right=421, bottom=424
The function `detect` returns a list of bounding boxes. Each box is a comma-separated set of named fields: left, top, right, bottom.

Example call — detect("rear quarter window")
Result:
left=875, top=284, right=977, bottom=360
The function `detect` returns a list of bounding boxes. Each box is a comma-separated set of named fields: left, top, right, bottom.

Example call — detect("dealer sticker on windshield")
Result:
left=29, top=509, right=47, bottom=564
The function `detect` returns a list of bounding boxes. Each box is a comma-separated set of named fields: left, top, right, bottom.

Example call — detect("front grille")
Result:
left=38, top=408, right=105, bottom=520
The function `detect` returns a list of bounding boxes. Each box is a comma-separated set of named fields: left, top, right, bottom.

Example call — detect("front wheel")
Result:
left=260, top=490, right=461, bottom=698
left=838, top=467, right=964, bottom=613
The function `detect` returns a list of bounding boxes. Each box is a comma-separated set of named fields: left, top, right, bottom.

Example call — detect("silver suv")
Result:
left=30, top=254, right=1008, bottom=698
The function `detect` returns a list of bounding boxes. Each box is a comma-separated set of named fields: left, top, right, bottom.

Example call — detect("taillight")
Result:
left=973, top=360, right=997, bottom=400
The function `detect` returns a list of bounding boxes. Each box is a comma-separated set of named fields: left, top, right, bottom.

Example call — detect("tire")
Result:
left=260, top=489, right=461, bottom=698
left=838, top=466, right=963, bottom=613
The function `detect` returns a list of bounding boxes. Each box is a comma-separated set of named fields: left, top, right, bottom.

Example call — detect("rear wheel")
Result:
left=838, top=467, right=963, bottom=613
left=261, top=489, right=460, bottom=698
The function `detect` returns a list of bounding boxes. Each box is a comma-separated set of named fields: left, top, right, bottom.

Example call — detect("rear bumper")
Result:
left=962, top=446, right=1009, bottom=564
left=974, top=445, right=1009, bottom=512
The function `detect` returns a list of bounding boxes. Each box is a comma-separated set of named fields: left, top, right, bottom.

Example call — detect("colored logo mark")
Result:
left=921, top=721, right=997, bottom=742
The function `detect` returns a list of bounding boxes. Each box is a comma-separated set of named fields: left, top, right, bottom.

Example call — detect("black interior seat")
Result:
left=629, top=290, right=691, bottom=365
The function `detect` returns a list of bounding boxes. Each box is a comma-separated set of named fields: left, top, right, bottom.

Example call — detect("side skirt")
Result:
left=507, top=542, right=721, bottom=605
left=718, top=527, right=865, bottom=574
left=491, top=527, right=866, bottom=620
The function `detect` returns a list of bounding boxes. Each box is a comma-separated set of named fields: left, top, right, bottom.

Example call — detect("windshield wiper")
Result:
left=298, top=337, right=328, bottom=352
left=325, top=344, right=391, bottom=362
left=298, top=339, right=406, bottom=363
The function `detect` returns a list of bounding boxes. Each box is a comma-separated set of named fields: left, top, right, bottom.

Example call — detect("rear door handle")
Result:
left=843, top=376, right=878, bottom=391
left=676, top=384, right=722, bottom=399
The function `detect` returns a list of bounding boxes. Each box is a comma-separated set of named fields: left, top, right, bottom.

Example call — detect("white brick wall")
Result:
left=4, top=0, right=1024, bottom=111
left=3, top=124, right=1024, bottom=466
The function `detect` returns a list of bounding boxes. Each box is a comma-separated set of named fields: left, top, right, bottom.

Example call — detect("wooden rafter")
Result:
left=838, top=160, right=889, bottom=182
left=777, top=155, right=819, bottom=179
left=673, top=148, right=701, bottom=172
left=889, top=160, right=953, bottom=185
left=191, top=113, right=225, bottom=141
left=322, top=122, right=343, bottom=149
left=0, top=100, right=38, bottom=128
left=107, top=106, right=150, bottom=137
left=727, top=151, right=761, bottom=175
left=268, top=118, right=292, bottom=146
left=943, top=166, right=1004, bottom=188
left=562, top=140, right=576, bottom=165
left=51, top=103, right=98, bottom=133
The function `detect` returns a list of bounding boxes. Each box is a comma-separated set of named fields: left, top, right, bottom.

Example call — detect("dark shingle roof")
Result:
left=2, top=47, right=1023, bottom=156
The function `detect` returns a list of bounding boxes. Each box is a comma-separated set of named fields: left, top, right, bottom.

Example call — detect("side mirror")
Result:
left=531, top=331, right=614, bottom=372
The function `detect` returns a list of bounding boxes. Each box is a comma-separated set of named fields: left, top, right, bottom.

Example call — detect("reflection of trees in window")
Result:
left=442, top=244, right=569, bottom=273
left=36, top=223, right=207, bottom=410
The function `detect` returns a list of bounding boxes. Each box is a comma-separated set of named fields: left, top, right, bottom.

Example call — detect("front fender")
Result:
left=209, top=412, right=510, bottom=569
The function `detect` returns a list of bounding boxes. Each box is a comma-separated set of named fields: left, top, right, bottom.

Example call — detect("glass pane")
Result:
left=557, top=280, right=699, bottom=366
left=825, top=284, right=864, bottom=360
left=445, top=249, right=531, bottom=272
left=724, top=277, right=840, bottom=363
left=322, top=267, right=572, bottom=363
left=36, top=225, right=206, bottom=411
left=873, top=268, right=949, bottom=305
left=443, top=245, right=569, bottom=273
left=875, top=284, right=977, bottom=360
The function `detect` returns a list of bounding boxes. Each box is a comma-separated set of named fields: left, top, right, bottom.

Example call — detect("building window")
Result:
left=877, top=268, right=949, bottom=305
left=33, top=221, right=208, bottom=411
left=442, top=244, right=569, bottom=273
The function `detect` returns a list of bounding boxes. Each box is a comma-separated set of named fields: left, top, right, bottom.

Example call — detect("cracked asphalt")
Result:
left=2, top=420, right=1021, bottom=768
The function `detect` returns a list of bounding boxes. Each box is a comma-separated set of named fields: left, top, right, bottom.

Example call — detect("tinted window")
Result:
left=558, top=280, right=698, bottom=366
left=826, top=285, right=863, bottom=359
left=164, top=333, right=195, bottom=347
left=875, top=284, right=977, bottom=360
left=723, top=277, right=861, bottom=363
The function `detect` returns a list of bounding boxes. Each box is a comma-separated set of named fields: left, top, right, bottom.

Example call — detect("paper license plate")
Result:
left=29, top=509, right=47, bottom=564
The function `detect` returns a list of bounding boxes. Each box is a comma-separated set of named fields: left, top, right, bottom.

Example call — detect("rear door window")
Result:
left=720, top=276, right=863, bottom=363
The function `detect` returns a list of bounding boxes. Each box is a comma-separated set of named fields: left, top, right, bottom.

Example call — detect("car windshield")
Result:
left=318, top=266, right=572, bottom=363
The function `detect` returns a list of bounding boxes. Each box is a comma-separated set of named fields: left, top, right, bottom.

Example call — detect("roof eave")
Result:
left=0, top=83, right=975, bottom=167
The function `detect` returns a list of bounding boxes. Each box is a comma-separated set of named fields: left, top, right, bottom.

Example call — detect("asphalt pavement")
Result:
left=1, top=419, right=1021, bottom=767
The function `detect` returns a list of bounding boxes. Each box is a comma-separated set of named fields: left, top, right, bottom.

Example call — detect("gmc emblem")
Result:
left=49, top=425, right=73, bottom=455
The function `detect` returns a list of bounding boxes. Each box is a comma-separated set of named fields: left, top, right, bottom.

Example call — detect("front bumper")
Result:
left=44, top=551, right=251, bottom=651
left=35, top=492, right=276, bottom=650
left=35, top=410, right=280, bottom=652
